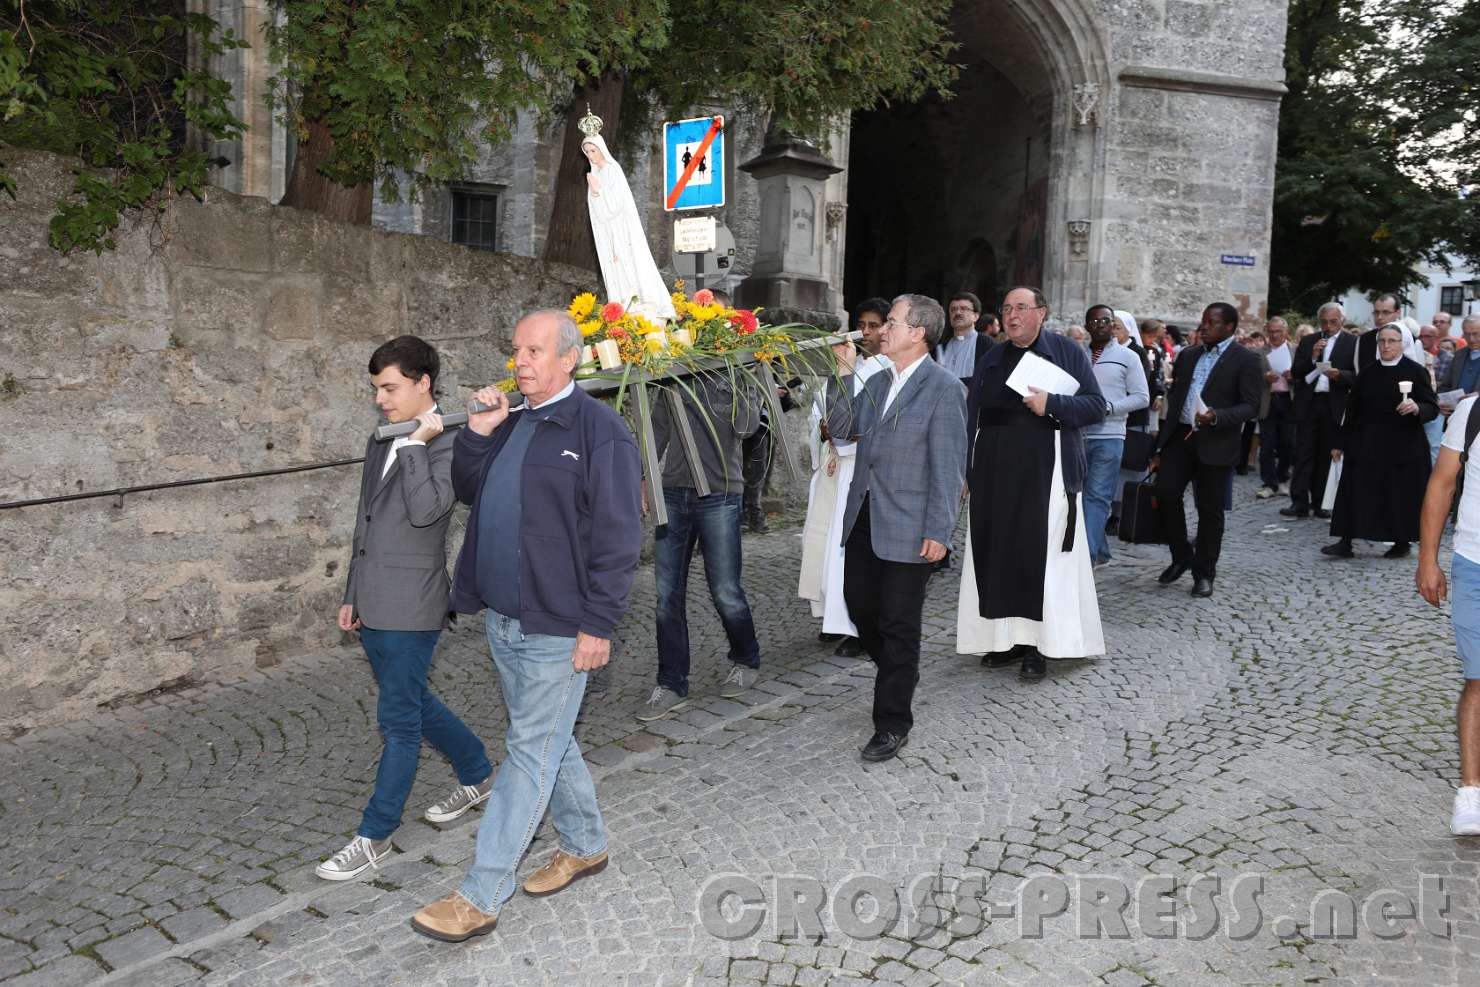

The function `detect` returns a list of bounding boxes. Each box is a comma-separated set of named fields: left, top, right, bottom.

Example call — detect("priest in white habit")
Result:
left=957, top=286, right=1108, bottom=680
left=1324, top=324, right=1438, bottom=559
left=580, top=111, right=676, bottom=322
left=799, top=338, right=888, bottom=656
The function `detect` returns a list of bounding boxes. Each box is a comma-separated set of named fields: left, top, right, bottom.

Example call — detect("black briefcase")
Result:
left=1120, top=430, right=1157, bottom=471
left=1118, top=477, right=1166, bottom=544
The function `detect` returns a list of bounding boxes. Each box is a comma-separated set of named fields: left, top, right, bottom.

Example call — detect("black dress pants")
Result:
left=1155, top=429, right=1230, bottom=580
left=843, top=499, right=931, bottom=737
left=1290, top=395, right=1337, bottom=510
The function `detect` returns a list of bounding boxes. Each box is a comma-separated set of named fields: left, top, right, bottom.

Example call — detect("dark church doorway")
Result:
left=843, top=4, right=1054, bottom=317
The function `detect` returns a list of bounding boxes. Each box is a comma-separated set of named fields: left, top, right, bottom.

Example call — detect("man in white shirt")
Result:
left=1257, top=317, right=1297, bottom=498
left=1417, top=396, right=1480, bottom=835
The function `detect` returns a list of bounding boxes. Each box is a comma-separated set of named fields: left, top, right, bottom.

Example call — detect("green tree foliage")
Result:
left=1271, top=0, right=1480, bottom=311
left=0, top=1, right=247, bottom=253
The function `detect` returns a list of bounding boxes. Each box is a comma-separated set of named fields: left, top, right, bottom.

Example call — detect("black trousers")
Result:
left=1290, top=395, right=1337, bottom=510
left=1155, top=428, right=1230, bottom=580
left=742, top=423, right=772, bottom=514
left=843, top=499, right=931, bottom=737
left=1258, top=392, right=1295, bottom=489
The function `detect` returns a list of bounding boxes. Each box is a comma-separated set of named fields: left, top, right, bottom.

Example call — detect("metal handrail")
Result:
left=0, top=457, right=365, bottom=511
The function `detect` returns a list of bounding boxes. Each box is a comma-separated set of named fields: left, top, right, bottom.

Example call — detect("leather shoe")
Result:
left=982, top=645, right=1021, bottom=668
left=1019, top=648, right=1047, bottom=680
left=522, top=849, right=608, bottom=897
left=1190, top=577, right=1214, bottom=597
left=411, top=893, right=498, bottom=943
left=833, top=636, right=865, bottom=658
left=1279, top=505, right=1309, bottom=518
left=1384, top=542, right=1411, bottom=559
left=818, top=631, right=843, bottom=643
left=1313, top=508, right=1330, bottom=519
left=1157, top=562, right=1190, bottom=585
left=1321, top=540, right=1354, bottom=557
left=861, top=731, right=908, bottom=762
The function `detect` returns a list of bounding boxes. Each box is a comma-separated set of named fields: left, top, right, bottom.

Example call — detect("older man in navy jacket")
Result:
left=411, top=309, right=642, bottom=943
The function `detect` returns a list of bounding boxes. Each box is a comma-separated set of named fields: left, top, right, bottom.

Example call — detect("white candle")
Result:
left=595, top=338, right=622, bottom=369
left=670, top=327, right=693, bottom=348
left=581, top=344, right=598, bottom=368
left=1398, top=380, right=1413, bottom=396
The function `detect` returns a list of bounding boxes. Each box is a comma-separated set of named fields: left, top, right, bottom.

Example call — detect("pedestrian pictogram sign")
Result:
left=663, top=116, right=726, bottom=212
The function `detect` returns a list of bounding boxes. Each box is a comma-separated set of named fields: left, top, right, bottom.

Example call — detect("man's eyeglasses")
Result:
left=884, top=318, right=918, bottom=330
left=1000, top=303, right=1044, bottom=316
left=1086, top=316, right=1116, bottom=326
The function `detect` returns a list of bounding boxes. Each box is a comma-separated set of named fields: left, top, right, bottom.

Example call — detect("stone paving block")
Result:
left=160, top=905, right=231, bottom=943
left=94, top=924, right=174, bottom=969
left=213, top=882, right=285, bottom=920
left=5, top=955, right=106, bottom=987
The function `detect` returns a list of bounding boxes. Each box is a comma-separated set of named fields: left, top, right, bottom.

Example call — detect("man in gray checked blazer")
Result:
left=827, top=294, right=968, bottom=762
left=317, top=336, right=493, bottom=882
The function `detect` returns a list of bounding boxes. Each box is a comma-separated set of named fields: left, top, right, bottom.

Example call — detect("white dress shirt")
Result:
left=884, top=352, right=930, bottom=413
left=381, top=404, right=438, bottom=478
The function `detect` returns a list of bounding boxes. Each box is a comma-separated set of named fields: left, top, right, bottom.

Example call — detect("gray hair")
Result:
left=1317, top=302, right=1345, bottom=318
left=1464, top=315, right=1480, bottom=333
left=520, top=308, right=583, bottom=356
left=1266, top=316, right=1288, bottom=329
left=893, top=293, right=946, bottom=349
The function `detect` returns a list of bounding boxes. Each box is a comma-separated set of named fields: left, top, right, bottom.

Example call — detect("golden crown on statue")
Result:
left=577, top=103, right=603, bottom=137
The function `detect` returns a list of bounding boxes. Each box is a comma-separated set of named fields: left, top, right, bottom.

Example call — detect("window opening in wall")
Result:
left=451, top=190, right=499, bottom=251
left=1441, top=286, right=1464, bottom=316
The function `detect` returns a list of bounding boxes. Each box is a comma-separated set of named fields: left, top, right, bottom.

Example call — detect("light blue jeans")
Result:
left=1084, top=438, right=1125, bottom=563
left=1426, top=415, right=1445, bottom=466
left=457, top=613, right=606, bottom=915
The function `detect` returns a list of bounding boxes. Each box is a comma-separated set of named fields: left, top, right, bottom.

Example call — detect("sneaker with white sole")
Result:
left=424, top=778, right=492, bottom=824
left=1453, top=786, right=1480, bottom=836
left=719, top=664, right=758, bottom=698
left=316, top=835, right=392, bottom=881
left=637, top=686, right=689, bottom=722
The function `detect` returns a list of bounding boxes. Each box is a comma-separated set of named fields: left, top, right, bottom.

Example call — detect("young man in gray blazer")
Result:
left=317, top=336, right=492, bottom=881
left=827, top=294, right=968, bottom=762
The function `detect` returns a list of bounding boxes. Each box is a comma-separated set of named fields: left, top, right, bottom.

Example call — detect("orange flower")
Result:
left=601, top=302, right=625, bottom=322
left=729, top=309, right=759, bottom=335
left=693, top=288, right=715, bottom=306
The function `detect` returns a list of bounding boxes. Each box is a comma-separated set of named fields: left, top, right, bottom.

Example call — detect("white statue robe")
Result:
left=798, top=356, right=887, bottom=636
left=584, top=135, right=676, bottom=322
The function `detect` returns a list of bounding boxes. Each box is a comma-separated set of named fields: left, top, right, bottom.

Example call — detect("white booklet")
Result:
left=1005, top=351, right=1081, bottom=397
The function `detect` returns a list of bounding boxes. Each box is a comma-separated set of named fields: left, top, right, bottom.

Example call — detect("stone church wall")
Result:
left=0, top=149, right=597, bottom=731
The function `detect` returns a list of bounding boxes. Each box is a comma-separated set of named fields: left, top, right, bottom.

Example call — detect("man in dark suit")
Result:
left=828, top=294, right=968, bottom=762
left=1153, top=302, right=1264, bottom=597
left=319, top=336, right=492, bottom=882
left=932, top=291, right=994, bottom=386
left=1284, top=302, right=1357, bottom=518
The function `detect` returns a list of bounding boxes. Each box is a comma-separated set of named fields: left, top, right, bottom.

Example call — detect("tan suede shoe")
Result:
left=522, top=850, right=609, bottom=897
left=410, top=893, right=498, bottom=942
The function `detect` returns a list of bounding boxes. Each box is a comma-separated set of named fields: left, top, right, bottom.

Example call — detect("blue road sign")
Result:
left=1220, top=254, right=1256, bottom=266
left=663, top=117, right=726, bottom=212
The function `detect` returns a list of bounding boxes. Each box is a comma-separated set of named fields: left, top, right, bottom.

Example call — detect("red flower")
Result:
left=601, top=302, right=625, bottom=322
left=729, top=309, right=759, bottom=335
left=693, top=288, right=715, bottom=306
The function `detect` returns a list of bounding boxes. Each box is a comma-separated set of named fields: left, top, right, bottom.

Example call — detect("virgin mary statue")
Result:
left=580, top=118, right=677, bottom=322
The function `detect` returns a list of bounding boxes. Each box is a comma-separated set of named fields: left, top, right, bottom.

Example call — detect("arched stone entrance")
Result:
left=844, top=0, right=1109, bottom=320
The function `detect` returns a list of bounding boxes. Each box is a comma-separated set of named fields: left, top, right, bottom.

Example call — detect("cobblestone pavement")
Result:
left=4, top=479, right=1480, bottom=986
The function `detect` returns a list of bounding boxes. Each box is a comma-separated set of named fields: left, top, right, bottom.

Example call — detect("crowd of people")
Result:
left=318, top=287, right=1480, bottom=945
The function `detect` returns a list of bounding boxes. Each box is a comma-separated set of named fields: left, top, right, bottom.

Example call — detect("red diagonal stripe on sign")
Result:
left=666, top=116, right=723, bottom=210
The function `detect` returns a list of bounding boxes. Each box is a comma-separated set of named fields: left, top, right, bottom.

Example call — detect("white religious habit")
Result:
left=799, top=355, right=888, bottom=635
left=582, top=133, right=677, bottom=323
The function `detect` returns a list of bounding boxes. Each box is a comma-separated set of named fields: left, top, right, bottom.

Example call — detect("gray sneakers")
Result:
left=316, top=835, right=392, bottom=881
left=637, top=686, right=689, bottom=722
left=424, top=778, right=493, bottom=824
left=719, top=664, right=758, bottom=698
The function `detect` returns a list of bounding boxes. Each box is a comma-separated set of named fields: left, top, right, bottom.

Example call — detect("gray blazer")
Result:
left=342, top=427, right=458, bottom=631
left=826, top=356, right=968, bottom=564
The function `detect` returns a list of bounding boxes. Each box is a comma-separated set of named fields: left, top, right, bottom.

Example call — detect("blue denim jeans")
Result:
left=654, top=488, right=760, bottom=697
left=458, top=613, right=605, bottom=916
left=1083, top=438, right=1125, bottom=563
left=1426, top=415, right=1445, bottom=466
left=357, top=627, right=491, bottom=842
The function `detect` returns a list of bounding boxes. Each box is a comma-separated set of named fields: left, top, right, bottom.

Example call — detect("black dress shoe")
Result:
left=1321, top=540, right=1354, bottom=558
left=861, top=731, right=908, bottom=762
left=1190, top=577, right=1214, bottom=597
left=818, top=631, right=843, bottom=643
left=1158, top=562, right=1190, bottom=585
left=1019, top=648, right=1047, bottom=681
left=1384, top=542, right=1411, bottom=559
left=982, top=645, right=1022, bottom=668
left=1279, top=505, right=1309, bottom=518
left=833, top=636, right=865, bottom=657
left=1313, top=508, right=1331, bottom=519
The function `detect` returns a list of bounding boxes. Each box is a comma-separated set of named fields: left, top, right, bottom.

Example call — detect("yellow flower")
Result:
left=505, top=358, right=515, bottom=369
left=496, top=377, right=519, bottom=392
left=568, top=292, right=596, bottom=322
left=690, top=304, right=722, bottom=322
left=670, top=292, right=689, bottom=314
left=632, top=315, right=662, bottom=336
left=580, top=319, right=602, bottom=337
left=644, top=337, right=665, bottom=354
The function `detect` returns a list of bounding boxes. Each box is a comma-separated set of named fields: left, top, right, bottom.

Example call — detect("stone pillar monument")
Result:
left=734, top=131, right=843, bottom=330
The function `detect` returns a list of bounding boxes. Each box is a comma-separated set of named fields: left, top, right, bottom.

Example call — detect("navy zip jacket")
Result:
left=449, top=387, right=643, bottom=639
